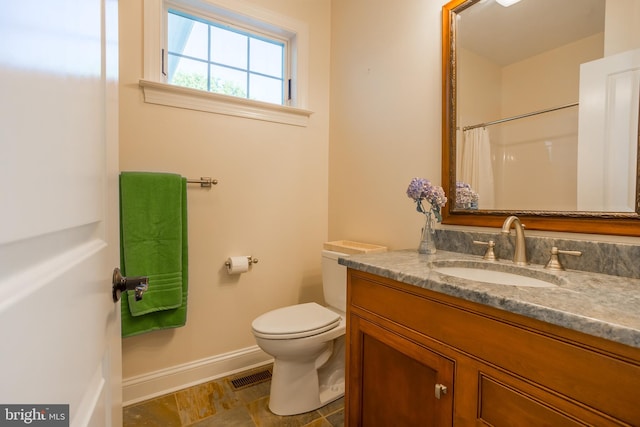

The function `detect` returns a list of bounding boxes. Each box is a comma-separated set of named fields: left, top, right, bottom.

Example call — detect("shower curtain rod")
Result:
left=461, top=102, right=579, bottom=132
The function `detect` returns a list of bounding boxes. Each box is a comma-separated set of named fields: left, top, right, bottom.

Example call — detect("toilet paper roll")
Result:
left=227, top=256, right=249, bottom=274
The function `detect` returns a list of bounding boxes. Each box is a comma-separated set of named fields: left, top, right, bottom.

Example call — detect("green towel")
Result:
left=119, top=172, right=189, bottom=337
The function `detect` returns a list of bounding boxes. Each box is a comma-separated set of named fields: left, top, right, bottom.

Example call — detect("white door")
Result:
left=0, top=1, right=121, bottom=426
left=577, top=49, right=640, bottom=212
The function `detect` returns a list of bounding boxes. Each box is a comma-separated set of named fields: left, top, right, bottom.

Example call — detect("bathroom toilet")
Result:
left=251, top=249, right=348, bottom=416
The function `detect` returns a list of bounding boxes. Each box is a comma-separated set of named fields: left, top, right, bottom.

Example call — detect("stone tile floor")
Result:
left=123, top=365, right=344, bottom=426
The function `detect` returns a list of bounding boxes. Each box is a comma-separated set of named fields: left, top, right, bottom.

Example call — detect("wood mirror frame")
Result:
left=441, top=0, right=640, bottom=236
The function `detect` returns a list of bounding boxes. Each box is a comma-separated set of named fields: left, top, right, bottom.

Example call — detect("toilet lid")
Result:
left=252, top=302, right=341, bottom=339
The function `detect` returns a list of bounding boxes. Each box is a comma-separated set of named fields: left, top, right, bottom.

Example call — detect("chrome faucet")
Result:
left=501, top=216, right=527, bottom=265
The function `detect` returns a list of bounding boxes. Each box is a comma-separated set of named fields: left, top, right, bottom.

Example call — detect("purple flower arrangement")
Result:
left=455, top=181, right=479, bottom=209
left=406, top=177, right=447, bottom=222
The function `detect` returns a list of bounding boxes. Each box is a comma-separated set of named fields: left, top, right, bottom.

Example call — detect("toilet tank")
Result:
left=321, top=249, right=348, bottom=312
left=321, top=241, right=387, bottom=312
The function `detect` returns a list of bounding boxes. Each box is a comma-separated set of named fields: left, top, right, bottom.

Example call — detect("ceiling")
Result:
left=457, top=0, right=606, bottom=66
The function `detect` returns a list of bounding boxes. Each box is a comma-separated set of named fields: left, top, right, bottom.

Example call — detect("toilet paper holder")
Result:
left=225, top=256, right=258, bottom=268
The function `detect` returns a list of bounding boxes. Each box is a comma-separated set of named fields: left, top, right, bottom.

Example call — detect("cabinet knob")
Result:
left=435, top=383, right=448, bottom=399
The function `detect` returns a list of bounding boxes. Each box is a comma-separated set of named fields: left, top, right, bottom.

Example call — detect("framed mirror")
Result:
left=442, top=0, right=640, bottom=236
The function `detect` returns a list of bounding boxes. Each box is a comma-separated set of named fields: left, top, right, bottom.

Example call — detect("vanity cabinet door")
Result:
left=347, top=315, right=454, bottom=427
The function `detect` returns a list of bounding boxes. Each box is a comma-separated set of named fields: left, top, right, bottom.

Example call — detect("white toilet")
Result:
left=251, top=249, right=348, bottom=416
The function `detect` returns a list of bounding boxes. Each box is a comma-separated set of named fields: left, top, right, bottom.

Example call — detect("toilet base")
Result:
left=268, top=336, right=345, bottom=416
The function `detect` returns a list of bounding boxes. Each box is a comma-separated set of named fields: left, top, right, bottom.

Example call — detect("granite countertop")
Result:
left=340, top=250, right=640, bottom=349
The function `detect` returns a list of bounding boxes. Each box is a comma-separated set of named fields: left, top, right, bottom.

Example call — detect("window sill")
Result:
left=139, top=79, right=312, bottom=127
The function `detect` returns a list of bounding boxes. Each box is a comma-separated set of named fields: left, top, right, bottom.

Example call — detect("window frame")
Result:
left=141, top=0, right=311, bottom=126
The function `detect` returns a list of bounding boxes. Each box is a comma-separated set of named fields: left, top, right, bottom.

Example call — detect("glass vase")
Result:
left=418, top=212, right=437, bottom=255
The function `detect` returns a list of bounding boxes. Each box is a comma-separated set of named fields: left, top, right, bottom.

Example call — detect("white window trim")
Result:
left=142, top=0, right=312, bottom=126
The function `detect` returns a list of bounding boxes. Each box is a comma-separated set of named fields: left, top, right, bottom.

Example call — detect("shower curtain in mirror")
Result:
left=460, top=127, right=494, bottom=209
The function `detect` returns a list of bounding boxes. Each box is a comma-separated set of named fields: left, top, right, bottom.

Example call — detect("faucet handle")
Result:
left=473, top=240, right=497, bottom=261
left=545, top=246, right=582, bottom=271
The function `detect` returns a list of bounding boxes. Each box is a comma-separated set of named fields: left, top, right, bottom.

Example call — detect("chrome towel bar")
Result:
left=187, top=177, right=218, bottom=188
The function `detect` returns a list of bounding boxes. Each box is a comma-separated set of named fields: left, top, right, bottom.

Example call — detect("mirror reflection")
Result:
left=453, top=0, right=640, bottom=213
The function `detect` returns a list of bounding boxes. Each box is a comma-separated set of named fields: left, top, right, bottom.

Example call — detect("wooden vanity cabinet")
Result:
left=345, top=269, right=640, bottom=427
left=348, top=315, right=455, bottom=426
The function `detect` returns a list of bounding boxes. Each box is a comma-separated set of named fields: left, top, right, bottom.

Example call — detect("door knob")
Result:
left=112, top=268, right=149, bottom=303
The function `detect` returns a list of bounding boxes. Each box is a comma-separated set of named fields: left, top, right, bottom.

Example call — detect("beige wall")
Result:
left=457, top=47, right=502, bottom=130
left=120, top=0, right=640, bottom=392
left=120, top=0, right=447, bottom=385
left=501, top=33, right=604, bottom=115
left=119, top=0, right=331, bottom=380
left=329, top=0, right=446, bottom=249
left=605, top=0, right=640, bottom=56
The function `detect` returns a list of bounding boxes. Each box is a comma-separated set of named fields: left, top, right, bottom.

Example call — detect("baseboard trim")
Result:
left=122, top=345, right=273, bottom=406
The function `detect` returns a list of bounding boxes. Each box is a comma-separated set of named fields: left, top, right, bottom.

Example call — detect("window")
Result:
left=141, top=0, right=311, bottom=126
left=167, top=9, right=286, bottom=105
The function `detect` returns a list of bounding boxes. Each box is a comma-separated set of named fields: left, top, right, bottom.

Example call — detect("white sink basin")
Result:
left=433, top=266, right=558, bottom=288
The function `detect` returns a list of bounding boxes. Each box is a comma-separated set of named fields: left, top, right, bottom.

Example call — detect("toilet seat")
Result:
left=252, top=302, right=341, bottom=339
